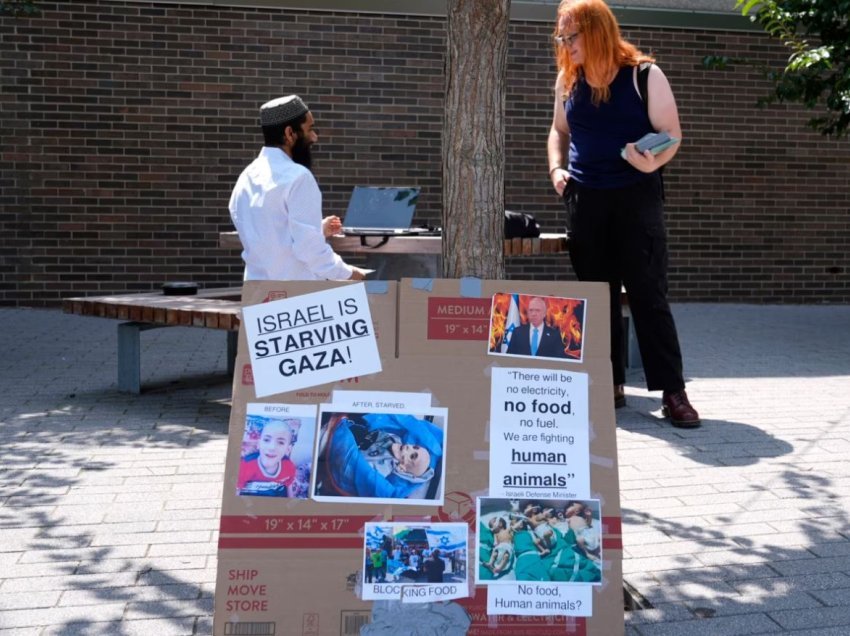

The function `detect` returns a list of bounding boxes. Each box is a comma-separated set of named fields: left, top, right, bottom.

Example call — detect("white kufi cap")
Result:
left=259, top=95, right=309, bottom=126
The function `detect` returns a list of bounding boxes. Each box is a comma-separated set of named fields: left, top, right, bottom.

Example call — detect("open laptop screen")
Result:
left=341, top=186, right=420, bottom=236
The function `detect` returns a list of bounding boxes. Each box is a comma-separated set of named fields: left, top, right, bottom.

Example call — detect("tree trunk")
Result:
left=442, top=0, right=510, bottom=279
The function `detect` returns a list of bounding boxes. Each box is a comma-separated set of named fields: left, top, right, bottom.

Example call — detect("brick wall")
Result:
left=2, top=1, right=848, bottom=305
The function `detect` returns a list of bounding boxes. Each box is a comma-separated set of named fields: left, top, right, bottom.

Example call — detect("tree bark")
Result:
left=442, top=0, right=510, bottom=279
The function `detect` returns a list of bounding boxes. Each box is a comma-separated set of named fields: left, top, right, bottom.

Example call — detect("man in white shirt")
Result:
left=229, top=95, right=367, bottom=281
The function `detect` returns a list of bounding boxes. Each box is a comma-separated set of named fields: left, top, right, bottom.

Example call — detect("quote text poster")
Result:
left=242, top=284, right=381, bottom=397
left=487, top=584, right=592, bottom=617
left=489, top=367, right=590, bottom=500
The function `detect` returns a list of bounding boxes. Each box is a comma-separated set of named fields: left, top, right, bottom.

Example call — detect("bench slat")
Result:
left=63, top=287, right=242, bottom=331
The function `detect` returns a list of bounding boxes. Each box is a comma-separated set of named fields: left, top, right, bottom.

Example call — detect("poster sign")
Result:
left=475, top=497, right=602, bottom=585
left=487, top=584, right=592, bottom=617
left=331, top=390, right=432, bottom=411
left=236, top=403, right=317, bottom=498
left=477, top=497, right=600, bottom=617
left=489, top=367, right=590, bottom=500
left=242, top=284, right=381, bottom=397
left=312, top=406, right=448, bottom=506
left=488, top=293, right=586, bottom=362
left=362, top=522, right=469, bottom=603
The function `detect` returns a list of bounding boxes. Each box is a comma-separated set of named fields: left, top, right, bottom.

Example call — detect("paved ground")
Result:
left=0, top=304, right=848, bottom=635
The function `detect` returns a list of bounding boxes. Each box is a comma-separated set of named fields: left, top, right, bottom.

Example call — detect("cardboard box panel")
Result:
left=214, top=280, right=623, bottom=636
left=398, top=278, right=611, bottom=364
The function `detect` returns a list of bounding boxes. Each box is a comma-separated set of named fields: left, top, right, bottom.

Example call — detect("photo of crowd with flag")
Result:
left=488, top=293, right=585, bottom=359
left=363, top=523, right=468, bottom=586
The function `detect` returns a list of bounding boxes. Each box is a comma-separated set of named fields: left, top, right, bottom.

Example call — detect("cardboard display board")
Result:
left=213, top=278, right=623, bottom=636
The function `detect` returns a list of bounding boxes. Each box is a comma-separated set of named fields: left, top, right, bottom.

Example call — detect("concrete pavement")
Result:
left=0, top=303, right=849, bottom=635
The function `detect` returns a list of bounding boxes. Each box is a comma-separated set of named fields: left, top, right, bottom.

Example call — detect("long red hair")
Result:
left=554, top=0, right=653, bottom=105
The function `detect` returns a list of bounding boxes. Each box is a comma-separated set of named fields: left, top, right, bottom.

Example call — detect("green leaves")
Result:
left=0, top=0, right=40, bottom=16
left=707, top=0, right=849, bottom=137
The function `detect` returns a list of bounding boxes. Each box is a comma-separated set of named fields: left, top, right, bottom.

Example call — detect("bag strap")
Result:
left=637, top=62, right=651, bottom=118
left=636, top=62, right=666, bottom=199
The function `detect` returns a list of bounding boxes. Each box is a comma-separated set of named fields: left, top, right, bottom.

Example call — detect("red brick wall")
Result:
left=2, top=1, right=848, bottom=305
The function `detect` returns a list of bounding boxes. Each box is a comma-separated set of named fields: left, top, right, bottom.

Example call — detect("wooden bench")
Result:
left=63, top=287, right=242, bottom=393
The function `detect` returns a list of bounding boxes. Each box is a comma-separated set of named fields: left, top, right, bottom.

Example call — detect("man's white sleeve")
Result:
left=287, top=172, right=354, bottom=280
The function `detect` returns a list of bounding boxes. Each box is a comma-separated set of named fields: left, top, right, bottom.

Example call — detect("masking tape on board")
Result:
left=459, top=277, right=482, bottom=298
left=411, top=278, right=434, bottom=291
left=366, top=281, right=390, bottom=294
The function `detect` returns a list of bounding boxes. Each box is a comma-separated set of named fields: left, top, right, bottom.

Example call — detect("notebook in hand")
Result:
left=341, top=186, right=429, bottom=237
left=620, top=131, right=680, bottom=159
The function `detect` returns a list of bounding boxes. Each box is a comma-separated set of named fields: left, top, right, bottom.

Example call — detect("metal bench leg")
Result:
left=117, top=322, right=158, bottom=393
left=621, top=288, right=643, bottom=371
left=621, top=313, right=643, bottom=370
left=227, top=330, right=238, bottom=376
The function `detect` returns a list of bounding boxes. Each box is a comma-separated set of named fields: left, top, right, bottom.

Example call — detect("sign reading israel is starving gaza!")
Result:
left=242, top=284, right=382, bottom=397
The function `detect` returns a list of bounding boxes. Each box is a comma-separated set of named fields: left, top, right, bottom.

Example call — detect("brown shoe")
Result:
left=614, top=384, right=626, bottom=409
left=662, top=390, right=701, bottom=428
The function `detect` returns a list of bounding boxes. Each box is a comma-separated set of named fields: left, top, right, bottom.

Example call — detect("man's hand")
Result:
left=348, top=266, right=368, bottom=281
left=322, top=215, right=342, bottom=238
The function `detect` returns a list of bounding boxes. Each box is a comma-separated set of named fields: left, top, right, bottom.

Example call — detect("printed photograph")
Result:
left=363, top=522, right=468, bottom=588
left=488, top=293, right=586, bottom=362
left=476, top=497, right=602, bottom=585
left=312, top=407, right=448, bottom=506
left=236, top=403, right=316, bottom=498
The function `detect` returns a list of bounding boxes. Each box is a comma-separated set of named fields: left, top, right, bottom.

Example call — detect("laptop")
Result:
left=341, top=186, right=431, bottom=237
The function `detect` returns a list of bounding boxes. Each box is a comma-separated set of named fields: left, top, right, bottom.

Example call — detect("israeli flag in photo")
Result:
left=501, top=293, right=522, bottom=353
left=426, top=527, right=466, bottom=552
left=366, top=525, right=390, bottom=549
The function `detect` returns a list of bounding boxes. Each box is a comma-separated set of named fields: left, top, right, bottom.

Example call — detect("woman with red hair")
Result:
left=546, top=0, right=699, bottom=428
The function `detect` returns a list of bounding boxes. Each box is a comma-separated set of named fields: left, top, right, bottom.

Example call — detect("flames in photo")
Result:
left=489, top=293, right=584, bottom=358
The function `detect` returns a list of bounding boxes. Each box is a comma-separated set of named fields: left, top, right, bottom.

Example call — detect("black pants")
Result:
left=565, top=175, right=684, bottom=392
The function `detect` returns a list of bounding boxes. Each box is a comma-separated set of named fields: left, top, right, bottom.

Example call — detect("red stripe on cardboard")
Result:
left=602, top=515, right=622, bottom=535
left=219, top=515, right=375, bottom=534
left=218, top=536, right=363, bottom=550
left=427, top=297, right=491, bottom=340
left=457, top=588, right=586, bottom=635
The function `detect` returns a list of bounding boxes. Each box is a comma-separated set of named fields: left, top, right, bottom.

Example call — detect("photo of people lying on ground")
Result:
left=363, top=522, right=468, bottom=594
left=312, top=408, right=447, bottom=505
left=488, top=293, right=586, bottom=362
left=476, top=497, right=602, bottom=585
left=236, top=404, right=315, bottom=498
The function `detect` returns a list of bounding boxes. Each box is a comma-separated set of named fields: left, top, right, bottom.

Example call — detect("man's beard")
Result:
left=291, top=133, right=313, bottom=170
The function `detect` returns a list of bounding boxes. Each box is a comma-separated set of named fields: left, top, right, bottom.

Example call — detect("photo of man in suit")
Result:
left=506, top=296, right=567, bottom=359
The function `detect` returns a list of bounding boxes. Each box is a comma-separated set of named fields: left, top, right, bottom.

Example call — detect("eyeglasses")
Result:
left=553, top=32, right=581, bottom=48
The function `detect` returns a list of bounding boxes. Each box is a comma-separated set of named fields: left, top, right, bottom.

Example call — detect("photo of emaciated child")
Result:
left=313, top=409, right=447, bottom=505
left=477, top=497, right=602, bottom=585
left=237, top=409, right=313, bottom=498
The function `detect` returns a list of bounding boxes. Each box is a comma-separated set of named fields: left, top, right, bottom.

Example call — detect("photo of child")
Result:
left=488, top=293, right=586, bottom=362
left=476, top=497, right=602, bottom=585
left=236, top=403, right=316, bottom=498
left=312, top=407, right=448, bottom=505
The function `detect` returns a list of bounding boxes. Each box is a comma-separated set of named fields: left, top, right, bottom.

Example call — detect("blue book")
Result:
left=620, top=132, right=680, bottom=159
